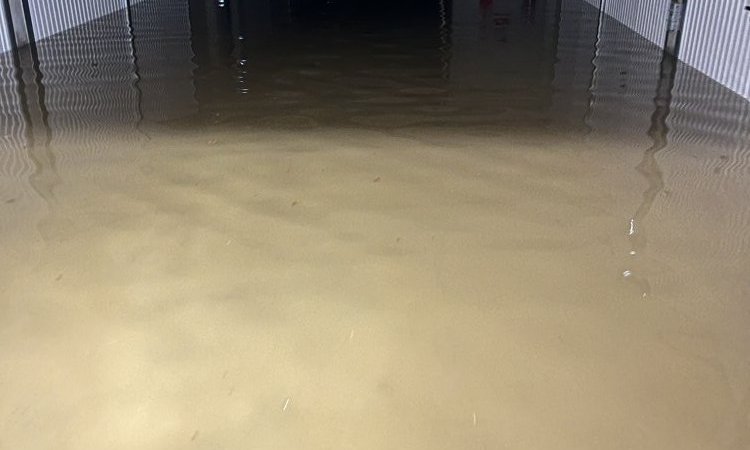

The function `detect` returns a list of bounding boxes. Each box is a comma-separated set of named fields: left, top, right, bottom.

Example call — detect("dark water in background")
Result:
left=0, top=0, right=747, bottom=142
left=1, top=1, right=750, bottom=449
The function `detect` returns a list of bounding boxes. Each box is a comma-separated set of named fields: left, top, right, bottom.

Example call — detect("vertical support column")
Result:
left=2, top=0, right=33, bottom=48
left=664, top=0, right=686, bottom=56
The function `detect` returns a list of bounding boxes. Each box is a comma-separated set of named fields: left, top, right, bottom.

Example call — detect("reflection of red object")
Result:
left=480, top=0, right=493, bottom=12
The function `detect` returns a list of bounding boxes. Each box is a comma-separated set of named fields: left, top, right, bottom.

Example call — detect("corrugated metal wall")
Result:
left=680, top=0, right=750, bottom=100
left=0, top=2, right=12, bottom=53
left=27, top=0, right=123, bottom=41
left=579, top=0, right=669, bottom=47
left=0, top=0, right=153, bottom=53
left=580, top=0, right=750, bottom=100
left=602, top=0, right=671, bottom=48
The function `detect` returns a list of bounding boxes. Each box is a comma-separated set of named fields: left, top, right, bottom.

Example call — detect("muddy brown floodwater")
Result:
left=1, top=0, right=749, bottom=449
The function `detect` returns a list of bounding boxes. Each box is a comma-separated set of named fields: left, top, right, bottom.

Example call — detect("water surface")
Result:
left=1, top=0, right=749, bottom=449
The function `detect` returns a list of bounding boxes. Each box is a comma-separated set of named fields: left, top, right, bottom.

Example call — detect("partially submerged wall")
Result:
left=0, top=0, right=150, bottom=53
left=582, top=0, right=750, bottom=100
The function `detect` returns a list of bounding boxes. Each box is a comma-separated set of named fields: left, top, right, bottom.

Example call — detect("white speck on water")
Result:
left=472, top=412, right=477, bottom=427
left=623, top=270, right=632, bottom=278
left=282, top=397, right=291, bottom=412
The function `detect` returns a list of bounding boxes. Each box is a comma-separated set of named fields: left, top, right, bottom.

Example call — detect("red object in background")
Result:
left=480, top=0, right=493, bottom=13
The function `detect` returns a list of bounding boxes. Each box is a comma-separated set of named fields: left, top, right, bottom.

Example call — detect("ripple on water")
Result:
left=0, top=0, right=749, bottom=449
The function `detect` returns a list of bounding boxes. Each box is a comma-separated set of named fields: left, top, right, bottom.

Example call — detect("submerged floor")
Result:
left=1, top=0, right=749, bottom=449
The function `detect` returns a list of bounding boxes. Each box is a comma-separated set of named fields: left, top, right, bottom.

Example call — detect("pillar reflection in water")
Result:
left=129, top=0, right=197, bottom=123
left=0, top=47, right=33, bottom=207
left=0, top=0, right=58, bottom=208
left=0, top=5, right=54, bottom=244
left=0, top=0, right=197, bottom=240
left=624, top=0, right=685, bottom=298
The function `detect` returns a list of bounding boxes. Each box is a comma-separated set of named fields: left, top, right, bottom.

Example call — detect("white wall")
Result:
left=0, top=2, right=13, bottom=53
left=679, top=0, right=750, bottom=100
left=27, top=0, right=124, bottom=41
left=605, top=0, right=670, bottom=47
left=582, top=0, right=750, bottom=100
left=0, top=0, right=152, bottom=52
left=582, top=0, right=670, bottom=47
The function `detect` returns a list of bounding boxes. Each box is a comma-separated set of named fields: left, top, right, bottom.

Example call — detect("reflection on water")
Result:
left=623, top=0, right=685, bottom=299
left=1, top=0, right=749, bottom=449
